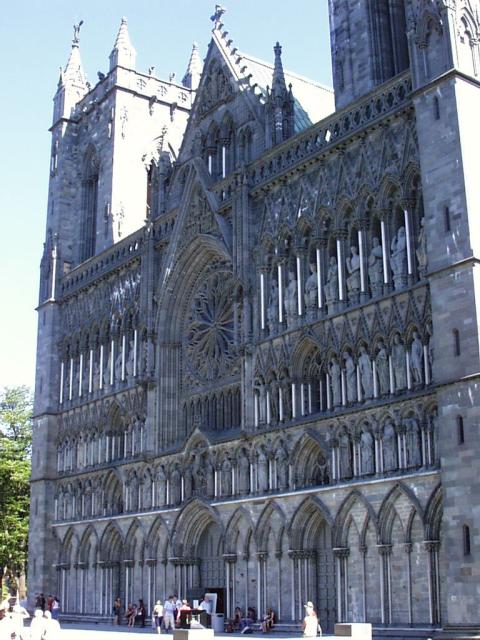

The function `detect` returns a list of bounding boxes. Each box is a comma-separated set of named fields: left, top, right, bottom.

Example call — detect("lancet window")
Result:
left=79, top=147, right=99, bottom=263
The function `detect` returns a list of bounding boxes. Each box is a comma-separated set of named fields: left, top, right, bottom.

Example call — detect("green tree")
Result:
left=0, top=386, right=32, bottom=597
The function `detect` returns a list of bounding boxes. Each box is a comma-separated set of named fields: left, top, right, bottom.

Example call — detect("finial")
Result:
left=274, top=42, right=282, bottom=57
left=210, top=4, right=226, bottom=25
left=73, top=20, right=84, bottom=46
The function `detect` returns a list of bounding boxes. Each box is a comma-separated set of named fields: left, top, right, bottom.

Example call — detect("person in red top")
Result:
left=47, top=595, right=54, bottom=612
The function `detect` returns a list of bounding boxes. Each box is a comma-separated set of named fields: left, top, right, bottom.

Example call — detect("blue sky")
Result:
left=0, top=0, right=332, bottom=392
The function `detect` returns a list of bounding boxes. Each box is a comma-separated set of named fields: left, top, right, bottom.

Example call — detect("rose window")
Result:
left=184, top=272, right=237, bottom=383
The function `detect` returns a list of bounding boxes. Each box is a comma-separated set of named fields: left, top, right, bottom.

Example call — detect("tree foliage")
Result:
left=0, top=386, right=32, bottom=593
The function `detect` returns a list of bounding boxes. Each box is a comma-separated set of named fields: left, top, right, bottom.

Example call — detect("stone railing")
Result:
left=248, top=72, right=412, bottom=191
left=61, top=229, right=144, bottom=296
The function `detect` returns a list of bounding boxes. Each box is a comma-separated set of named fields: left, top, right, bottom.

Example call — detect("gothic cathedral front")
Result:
left=30, top=2, right=480, bottom=635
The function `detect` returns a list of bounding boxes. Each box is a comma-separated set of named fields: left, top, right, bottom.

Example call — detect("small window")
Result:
left=444, top=206, right=451, bottom=232
left=433, top=96, right=441, bottom=120
left=463, top=524, right=471, bottom=556
left=457, top=416, right=465, bottom=445
left=453, top=329, right=461, bottom=356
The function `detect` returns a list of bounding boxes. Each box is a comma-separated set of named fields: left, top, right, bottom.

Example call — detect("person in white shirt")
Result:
left=163, top=596, right=176, bottom=632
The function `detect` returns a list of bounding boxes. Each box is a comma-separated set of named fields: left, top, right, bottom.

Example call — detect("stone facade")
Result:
left=29, top=2, right=480, bottom=635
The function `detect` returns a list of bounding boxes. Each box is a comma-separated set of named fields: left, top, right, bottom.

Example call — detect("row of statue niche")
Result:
left=65, top=337, right=149, bottom=398
left=167, top=446, right=291, bottom=503
left=266, top=221, right=428, bottom=328
left=335, top=417, right=426, bottom=479
left=328, top=331, right=427, bottom=407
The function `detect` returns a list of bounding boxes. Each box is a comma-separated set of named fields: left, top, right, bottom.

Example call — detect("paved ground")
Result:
left=54, top=624, right=329, bottom=640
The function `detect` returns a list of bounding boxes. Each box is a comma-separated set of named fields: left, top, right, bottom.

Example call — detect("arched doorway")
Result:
left=198, top=521, right=225, bottom=590
left=289, top=498, right=336, bottom=631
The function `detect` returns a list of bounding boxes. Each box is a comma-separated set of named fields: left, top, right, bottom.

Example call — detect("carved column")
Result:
left=404, top=543, right=413, bottom=624
left=335, top=229, right=347, bottom=305
left=401, top=198, right=416, bottom=284
left=379, top=210, right=392, bottom=292
left=377, top=544, right=392, bottom=624
left=333, top=548, right=350, bottom=623
left=358, top=222, right=369, bottom=303
left=294, top=245, right=306, bottom=317
left=425, top=540, right=441, bottom=625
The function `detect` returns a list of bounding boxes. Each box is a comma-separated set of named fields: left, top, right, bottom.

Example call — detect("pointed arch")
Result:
left=124, top=518, right=146, bottom=561
left=424, top=483, right=443, bottom=541
left=254, top=500, right=286, bottom=552
left=378, top=482, right=424, bottom=544
left=79, top=144, right=99, bottom=263
left=224, top=506, right=255, bottom=555
left=170, top=498, right=223, bottom=558
left=99, top=521, right=124, bottom=562
left=288, top=495, right=333, bottom=550
left=333, top=489, right=379, bottom=547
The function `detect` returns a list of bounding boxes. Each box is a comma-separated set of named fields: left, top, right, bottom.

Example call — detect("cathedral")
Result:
left=29, top=1, right=480, bottom=635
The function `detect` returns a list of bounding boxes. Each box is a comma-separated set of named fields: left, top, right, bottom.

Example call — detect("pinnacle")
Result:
left=110, top=16, right=136, bottom=71
left=182, top=42, right=203, bottom=90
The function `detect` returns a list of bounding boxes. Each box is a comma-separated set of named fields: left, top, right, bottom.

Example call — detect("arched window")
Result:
left=463, top=524, right=471, bottom=556
left=457, top=415, right=465, bottom=445
left=453, top=329, right=461, bottom=356
left=370, top=0, right=409, bottom=84
left=79, top=147, right=99, bottom=262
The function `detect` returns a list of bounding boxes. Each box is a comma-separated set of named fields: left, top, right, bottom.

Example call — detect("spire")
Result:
left=53, top=22, right=88, bottom=123
left=265, top=41, right=295, bottom=148
left=271, top=42, right=288, bottom=98
left=182, top=42, right=203, bottom=90
left=63, top=21, right=87, bottom=88
left=109, top=17, right=136, bottom=71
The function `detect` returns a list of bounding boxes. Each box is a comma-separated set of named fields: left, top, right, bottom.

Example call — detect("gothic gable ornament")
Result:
left=197, top=60, right=234, bottom=117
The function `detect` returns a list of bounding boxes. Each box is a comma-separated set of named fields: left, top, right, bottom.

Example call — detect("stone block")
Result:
left=174, top=629, right=214, bottom=640
left=334, top=623, right=372, bottom=639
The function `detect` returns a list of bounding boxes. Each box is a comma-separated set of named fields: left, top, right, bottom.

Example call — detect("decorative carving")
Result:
left=184, top=270, right=239, bottom=384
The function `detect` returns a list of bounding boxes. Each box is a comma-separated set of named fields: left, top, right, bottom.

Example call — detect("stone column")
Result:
left=377, top=544, right=392, bottom=624
left=380, top=212, right=392, bottom=292
left=402, top=198, right=415, bottom=284
left=333, top=548, right=349, bottom=623
left=358, top=223, right=369, bottom=303
left=425, top=540, right=441, bottom=625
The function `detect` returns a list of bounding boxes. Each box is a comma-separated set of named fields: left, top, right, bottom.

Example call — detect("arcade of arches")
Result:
left=55, top=480, right=442, bottom=630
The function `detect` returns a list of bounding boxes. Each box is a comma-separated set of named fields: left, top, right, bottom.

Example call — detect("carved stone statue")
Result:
left=268, top=380, right=279, bottom=424
left=114, top=349, right=123, bottom=383
left=392, top=334, right=407, bottom=392
left=103, top=350, right=111, bottom=387
left=375, top=340, right=390, bottom=396
left=406, top=419, right=422, bottom=468
left=358, top=345, right=373, bottom=400
left=390, top=226, right=407, bottom=289
left=221, top=458, right=232, bottom=496
left=280, top=375, right=292, bottom=421
left=304, top=262, right=318, bottom=310
left=360, top=430, right=375, bottom=475
left=346, top=245, right=361, bottom=298
left=339, top=432, right=352, bottom=479
left=267, top=279, right=278, bottom=332
left=344, top=351, right=357, bottom=404
left=416, top=217, right=428, bottom=277
left=206, top=460, right=215, bottom=498
left=257, top=448, right=269, bottom=492
left=285, top=271, right=298, bottom=328
left=170, top=467, right=181, bottom=505
left=275, top=447, right=289, bottom=490
left=126, top=339, right=135, bottom=377
left=237, top=451, right=250, bottom=494
left=325, top=256, right=339, bottom=308
left=382, top=422, right=398, bottom=472
left=410, top=331, right=423, bottom=385
left=368, top=236, right=384, bottom=296
left=329, top=356, right=342, bottom=407
left=183, top=466, right=192, bottom=500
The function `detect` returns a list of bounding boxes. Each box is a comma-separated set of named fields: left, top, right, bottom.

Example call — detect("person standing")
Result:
left=51, top=597, right=61, bottom=621
left=302, top=601, right=320, bottom=638
left=163, top=595, right=176, bottom=632
left=29, top=609, right=46, bottom=640
left=113, top=597, right=122, bottom=625
left=138, top=599, right=146, bottom=628
left=42, top=610, right=61, bottom=640
left=153, top=600, right=164, bottom=634
left=11, top=602, right=29, bottom=640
